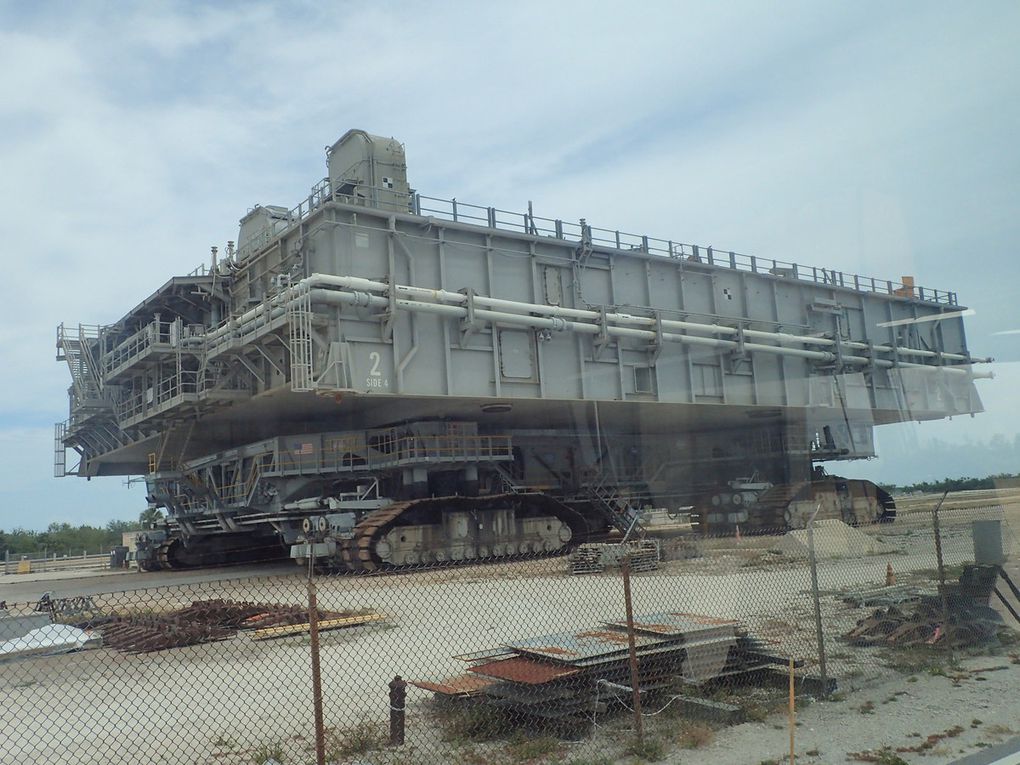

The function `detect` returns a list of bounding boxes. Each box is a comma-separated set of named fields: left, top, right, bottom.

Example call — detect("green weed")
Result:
left=434, top=702, right=504, bottom=743
left=251, top=741, right=285, bottom=764
left=323, top=717, right=386, bottom=760
left=505, top=733, right=561, bottom=762
left=623, top=735, right=666, bottom=762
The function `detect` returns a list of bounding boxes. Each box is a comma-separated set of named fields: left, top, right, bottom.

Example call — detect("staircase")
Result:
left=56, top=323, right=105, bottom=410
left=491, top=463, right=524, bottom=494
left=587, top=470, right=643, bottom=539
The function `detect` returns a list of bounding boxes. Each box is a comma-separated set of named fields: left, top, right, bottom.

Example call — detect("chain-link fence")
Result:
left=2, top=502, right=1018, bottom=765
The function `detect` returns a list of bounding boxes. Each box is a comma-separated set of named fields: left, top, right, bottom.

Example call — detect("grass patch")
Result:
left=741, top=697, right=786, bottom=722
left=323, top=717, right=386, bottom=760
left=879, top=645, right=960, bottom=676
left=986, top=723, right=1016, bottom=738
left=251, top=741, right=285, bottom=764
left=848, top=747, right=909, bottom=764
left=434, top=702, right=505, bottom=743
left=675, top=721, right=714, bottom=749
left=623, top=735, right=666, bottom=762
left=504, top=733, right=562, bottom=762
left=916, top=561, right=972, bottom=582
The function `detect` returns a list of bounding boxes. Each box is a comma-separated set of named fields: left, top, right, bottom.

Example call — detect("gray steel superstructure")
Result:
left=55, top=130, right=988, bottom=568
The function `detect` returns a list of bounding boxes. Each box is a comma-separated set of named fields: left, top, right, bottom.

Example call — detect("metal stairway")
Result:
left=491, top=463, right=524, bottom=494
left=56, top=323, right=105, bottom=409
left=586, top=468, right=644, bottom=539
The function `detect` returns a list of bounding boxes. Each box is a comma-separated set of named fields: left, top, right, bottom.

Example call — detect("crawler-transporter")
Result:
left=55, top=130, right=988, bottom=570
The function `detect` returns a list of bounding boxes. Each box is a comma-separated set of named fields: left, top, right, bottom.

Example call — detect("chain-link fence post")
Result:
left=389, top=675, right=406, bottom=746
left=931, top=491, right=953, bottom=654
left=306, top=553, right=326, bottom=765
left=806, top=505, right=828, bottom=698
left=788, top=657, right=796, bottom=765
left=620, top=554, right=644, bottom=743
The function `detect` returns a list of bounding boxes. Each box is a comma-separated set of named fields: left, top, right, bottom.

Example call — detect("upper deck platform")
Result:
left=236, top=177, right=959, bottom=308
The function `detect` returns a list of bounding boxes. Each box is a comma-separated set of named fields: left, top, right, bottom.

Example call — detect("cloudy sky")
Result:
left=1, top=1, right=1018, bottom=530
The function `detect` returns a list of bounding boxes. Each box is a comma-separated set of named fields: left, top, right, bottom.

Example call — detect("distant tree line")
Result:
left=882, top=472, right=1020, bottom=495
left=1, top=520, right=141, bottom=557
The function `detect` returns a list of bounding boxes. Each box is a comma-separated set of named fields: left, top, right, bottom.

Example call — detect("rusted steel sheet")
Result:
left=410, top=674, right=496, bottom=697
left=452, top=647, right=518, bottom=664
left=468, top=656, right=582, bottom=684
left=505, top=629, right=664, bottom=664
left=604, top=611, right=739, bottom=638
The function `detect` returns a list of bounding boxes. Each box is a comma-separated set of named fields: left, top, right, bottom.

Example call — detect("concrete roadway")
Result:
left=951, top=739, right=1020, bottom=765
left=0, top=562, right=298, bottom=604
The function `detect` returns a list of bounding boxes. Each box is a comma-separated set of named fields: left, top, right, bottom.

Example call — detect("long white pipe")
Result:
left=175, top=273, right=988, bottom=379
left=304, top=273, right=987, bottom=365
left=306, top=285, right=988, bottom=376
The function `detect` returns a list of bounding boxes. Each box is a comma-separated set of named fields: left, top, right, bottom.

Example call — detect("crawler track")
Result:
left=339, top=492, right=591, bottom=572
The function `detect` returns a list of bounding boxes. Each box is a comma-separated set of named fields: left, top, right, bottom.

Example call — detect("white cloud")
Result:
left=1, top=1, right=1017, bottom=527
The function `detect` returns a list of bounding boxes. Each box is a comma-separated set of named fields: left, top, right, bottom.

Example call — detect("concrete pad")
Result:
left=0, top=612, right=50, bottom=641
left=0, top=567, right=128, bottom=588
left=0, top=623, right=95, bottom=659
left=774, top=519, right=894, bottom=559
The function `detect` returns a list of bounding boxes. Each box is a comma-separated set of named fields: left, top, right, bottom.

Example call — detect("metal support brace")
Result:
left=864, top=340, right=881, bottom=377
left=459, top=288, right=481, bottom=347
left=593, top=306, right=611, bottom=360
left=832, top=315, right=845, bottom=372
left=253, top=345, right=284, bottom=377
left=647, top=315, right=664, bottom=363
left=381, top=277, right=397, bottom=342
left=727, top=323, right=752, bottom=374
left=231, top=353, right=265, bottom=386
left=576, top=219, right=593, bottom=265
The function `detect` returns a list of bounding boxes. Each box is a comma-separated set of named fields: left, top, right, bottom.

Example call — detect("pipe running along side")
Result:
left=299, top=279, right=990, bottom=378
left=301, top=274, right=989, bottom=366
left=182, top=272, right=990, bottom=378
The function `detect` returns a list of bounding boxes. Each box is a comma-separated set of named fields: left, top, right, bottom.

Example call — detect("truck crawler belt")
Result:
left=340, top=492, right=589, bottom=572
left=744, top=482, right=811, bottom=532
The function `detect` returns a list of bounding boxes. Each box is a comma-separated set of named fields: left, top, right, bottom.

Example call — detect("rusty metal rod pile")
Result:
left=98, top=599, right=346, bottom=653
left=845, top=564, right=1013, bottom=648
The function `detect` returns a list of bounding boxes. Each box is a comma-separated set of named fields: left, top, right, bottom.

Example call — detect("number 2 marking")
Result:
left=368, top=351, right=382, bottom=377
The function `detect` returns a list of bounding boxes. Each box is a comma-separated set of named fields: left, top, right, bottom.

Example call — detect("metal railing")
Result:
left=115, top=370, right=201, bottom=424
left=270, top=434, right=515, bottom=477
left=415, top=194, right=957, bottom=305
left=206, top=177, right=960, bottom=305
left=102, top=319, right=190, bottom=378
left=3, top=550, right=111, bottom=575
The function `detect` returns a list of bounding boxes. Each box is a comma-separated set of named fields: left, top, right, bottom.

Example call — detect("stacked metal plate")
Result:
left=414, top=611, right=780, bottom=729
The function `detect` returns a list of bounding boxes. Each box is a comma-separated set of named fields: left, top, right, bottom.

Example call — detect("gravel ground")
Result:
left=1, top=498, right=1016, bottom=765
